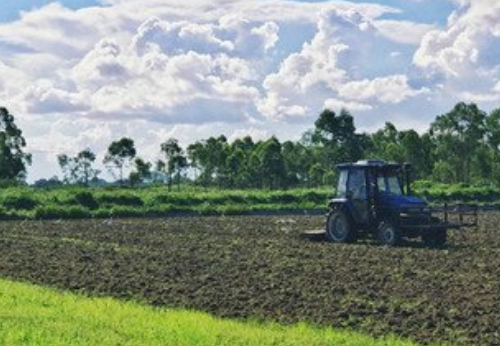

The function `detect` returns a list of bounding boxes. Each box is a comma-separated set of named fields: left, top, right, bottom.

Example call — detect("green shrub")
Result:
left=1, top=195, right=38, bottom=210
left=73, top=191, right=99, bottom=209
left=107, top=206, right=143, bottom=218
left=148, top=194, right=201, bottom=206
left=34, top=206, right=90, bottom=220
left=270, top=192, right=297, bottom=204
left=96, top=194, right=144, bottom=207
left=0, top=206, right=9, bottom=219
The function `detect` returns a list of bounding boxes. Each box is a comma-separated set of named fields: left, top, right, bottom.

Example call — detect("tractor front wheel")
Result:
left=378, top=222, right=401, bottom=246
left=326, top=210, right=356, bottom=243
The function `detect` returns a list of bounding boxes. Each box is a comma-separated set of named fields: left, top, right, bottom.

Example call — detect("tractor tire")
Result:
left=423, top=228, right=447, bottom=247
left=326, top=209, right=356, bottom=243
left=378, top=222, right=401, bottom=246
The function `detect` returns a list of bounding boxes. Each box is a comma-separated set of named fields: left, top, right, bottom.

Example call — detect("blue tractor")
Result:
left=326, top=160, right=475, bottom=246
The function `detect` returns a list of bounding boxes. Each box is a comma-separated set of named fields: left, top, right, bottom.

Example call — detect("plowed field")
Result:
left=0, top=214, right=499, bottom=345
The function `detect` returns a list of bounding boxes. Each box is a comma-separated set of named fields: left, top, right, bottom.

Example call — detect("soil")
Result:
left=0, top=214, right=499, bottom=345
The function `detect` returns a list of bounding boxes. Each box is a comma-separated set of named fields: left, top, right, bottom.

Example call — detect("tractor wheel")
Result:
left=423, top=228, right=447, bottom=247
left=378, top=222, right=401, bottom=246
left=326, top=210, right=356, bottom=243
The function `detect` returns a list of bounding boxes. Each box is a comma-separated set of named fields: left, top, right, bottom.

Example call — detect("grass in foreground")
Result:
left=0, top=278, right=436, bottom=346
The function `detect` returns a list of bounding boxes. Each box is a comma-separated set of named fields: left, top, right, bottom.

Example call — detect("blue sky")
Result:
left=0, top=0, right=101, bottom=22
left=299, top=0, right=456, bottom=24
left=1, top=0, right=499, bottom=181
left=0, top=0, right=455, bottom=24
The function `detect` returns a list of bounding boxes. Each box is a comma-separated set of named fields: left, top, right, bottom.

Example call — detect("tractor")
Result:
left=325, top=159, right=476, bottom=246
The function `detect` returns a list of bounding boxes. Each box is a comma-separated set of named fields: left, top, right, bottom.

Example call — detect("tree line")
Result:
left=2, top=102, right=500, bottom=189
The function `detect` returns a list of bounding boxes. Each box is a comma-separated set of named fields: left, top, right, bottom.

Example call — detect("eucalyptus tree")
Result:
left=58, top=149, right=99, bottom=186
left=161, top=138, right=188, bottom=191
left=129, top=158, right=152, bottom=186
left=103, top=137, right=136, bottom=185
left=430, top=102, right=487, bottom=183
left=0, top=107, right=31, bottom=183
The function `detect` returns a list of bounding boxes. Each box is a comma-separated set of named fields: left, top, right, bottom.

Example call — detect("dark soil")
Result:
left=0, top=214, right=499, bottom=345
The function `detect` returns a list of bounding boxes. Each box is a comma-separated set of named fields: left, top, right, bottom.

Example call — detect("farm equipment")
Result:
left=322, top=159, right=477, bottom=246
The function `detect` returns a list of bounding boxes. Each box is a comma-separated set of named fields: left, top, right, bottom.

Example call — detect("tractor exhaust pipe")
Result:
left=404, top=163, right=412, bottom=195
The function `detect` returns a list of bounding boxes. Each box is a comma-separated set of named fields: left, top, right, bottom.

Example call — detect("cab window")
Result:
left=336, top=170, right=348, bottom=198
left=377, top=175, right=403, bottom=195
left=348, top=169, right=366, bottom=199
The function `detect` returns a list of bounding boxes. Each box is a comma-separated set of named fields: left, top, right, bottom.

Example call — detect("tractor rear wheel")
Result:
left=326, top=210, right=356, bottom=243
left=378, top=222, right=401, bottom=246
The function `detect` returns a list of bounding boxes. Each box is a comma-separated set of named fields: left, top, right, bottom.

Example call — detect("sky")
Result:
left=1, top=0, right=500, bottom=182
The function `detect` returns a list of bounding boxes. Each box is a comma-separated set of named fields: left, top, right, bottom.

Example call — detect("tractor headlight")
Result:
left=399, top=207, right=411, bottom=217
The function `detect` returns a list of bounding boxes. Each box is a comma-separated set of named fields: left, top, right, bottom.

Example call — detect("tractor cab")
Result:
left=327, top=159, right=449, bottom=246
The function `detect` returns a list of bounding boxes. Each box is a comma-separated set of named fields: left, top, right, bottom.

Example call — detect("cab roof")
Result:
left=336, top=159, right=408, bottom=170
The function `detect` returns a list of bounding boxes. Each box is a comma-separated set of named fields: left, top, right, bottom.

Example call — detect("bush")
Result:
left=73, top=191, right=99, bottom=209
left=34, top=206, right=90, bottom=220
left=2, top=195, right=38, bottom=210
left=107, top=206, right=143, bottom=218
left=96, top=194, right=144, bottom=207
left=0, top=206, right=9, bottom=219
left=147, top=194, right=200, bottom=206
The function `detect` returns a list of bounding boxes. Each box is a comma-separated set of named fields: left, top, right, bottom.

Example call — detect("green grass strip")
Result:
left=0, top=278, right=440, bottom=346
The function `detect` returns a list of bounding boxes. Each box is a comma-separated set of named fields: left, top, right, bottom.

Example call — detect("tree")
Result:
left=430, top=102, right=487, bottom=183
left=256, top=137, right=286, bottom=189
left=33, top=176, right=63, bottom=188
left=187, top=142, right=204, bottom=185
left=151, top=159, right=167, bottom=184
left=313, top=108, right=365, bottom=165
left=129, top=158, right=152, bottom=186
left=204, top=135, right=229, bottom=187
left=368, top=122, right=433, bottom=179
left=188, top=136, right=229, bottom=188
left=58, top=149, right=100, bottom=186
left=225, top=136, right=255, bottom=188
left=0, top=107, right=31, bottom=183
left=282, top=140, right=314, bottom=187
left=314, top=109, right=356, bottom=145
left=481, top=107, right=500, bottom=184
left=399, top=130, right=433, bottom=179
left=103, top=138, right=136, bottom=185
left=160, top=138, right=188, bottom=191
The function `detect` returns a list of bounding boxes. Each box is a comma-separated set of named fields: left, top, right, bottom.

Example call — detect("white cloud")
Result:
left=0, top=3, right=100, bottom=58
left=130, top=15, right=280, bottom=59
left=12, top=21, right=262, bottom=124
left=338, top=75, right=428, bottom=104
left=132, top=18, right=232, bottom=56
left=0, top=59, right=28, bottom=96
left=228, top=127, right=270, bottom=142
left=23, top=80, right=89, bottom=114
left=413, top=0, right=500, bottom=77
left=73, top=39, right=129, bottom=88
left=494, top=81, right=500, bottom=93
left=375, top=20, right=436, bottom=45
left=259, top=8, right=426, bottom=121
left=409, top=0, right=500, bottom=113
left=0, top=0, right=401, bottom=128
left=323, top=98, right=373, bottom=112
left=101, top=0, right=398, bottom=23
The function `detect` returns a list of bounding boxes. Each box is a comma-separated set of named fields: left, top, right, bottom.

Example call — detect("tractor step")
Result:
left=300, top=230, right=326, bottom=241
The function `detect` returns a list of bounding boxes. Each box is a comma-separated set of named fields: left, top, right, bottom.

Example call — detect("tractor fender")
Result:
left=327, top=198, right=352, bottom=215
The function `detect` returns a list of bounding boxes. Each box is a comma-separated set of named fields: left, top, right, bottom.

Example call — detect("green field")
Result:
left=0, top=186, right=330, bottom=220
left=0, top=181, right=498, bottom=220
left=0, top=278, right=438, bottom=346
